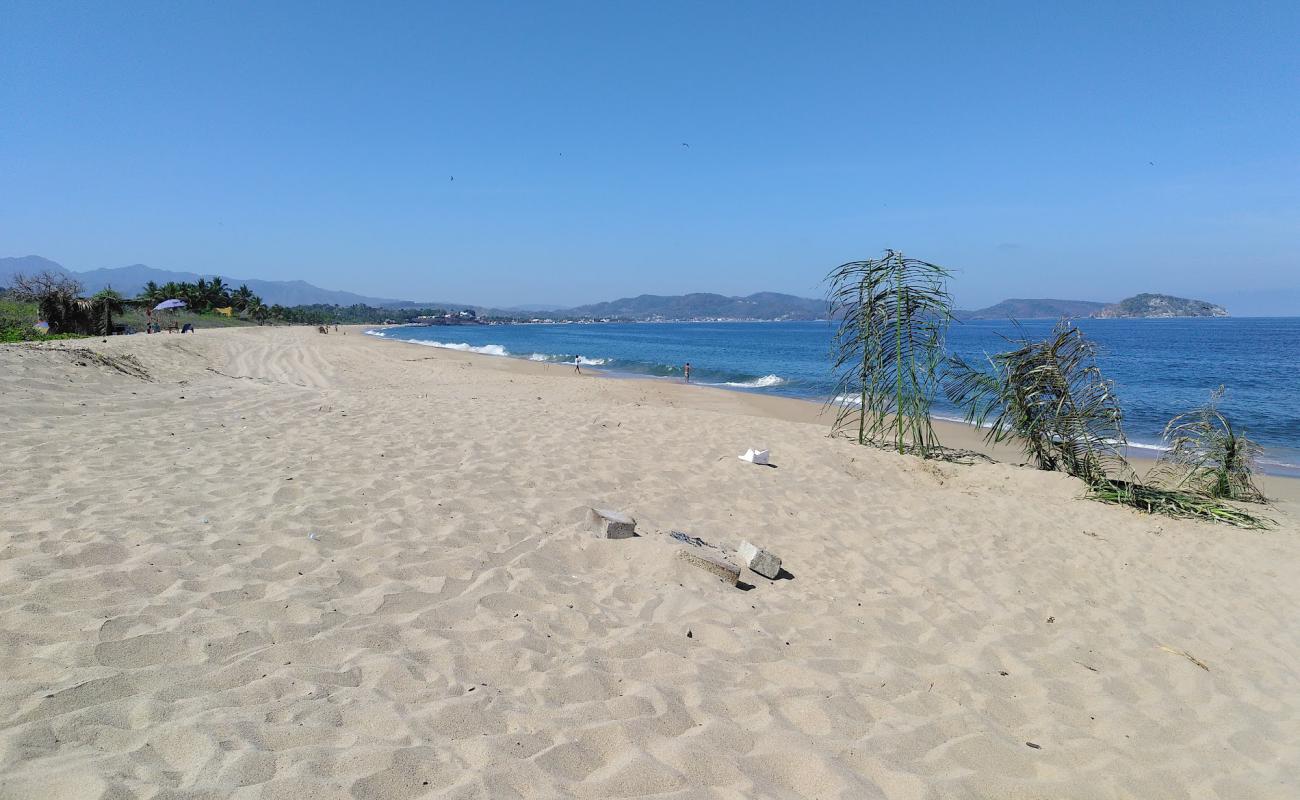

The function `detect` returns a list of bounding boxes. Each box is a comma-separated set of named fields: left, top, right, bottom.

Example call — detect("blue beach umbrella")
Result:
left=154, top=299, right=187, bottom=311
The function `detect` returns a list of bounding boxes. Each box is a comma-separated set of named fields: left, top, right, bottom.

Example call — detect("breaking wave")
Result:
left=706, top=374, right=787, bottom=389
left=528, top=353, right=608, bottom=365
left=379, top=335, right=511, bottom=357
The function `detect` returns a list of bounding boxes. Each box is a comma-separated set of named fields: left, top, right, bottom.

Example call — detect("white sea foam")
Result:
left=398, top=339, right=510, bottom=357
left=528, top=353, right=608, bottom=365
left=1123, top=440, right=1172, bottom=454
left=708, top=374, right=786, bottom=389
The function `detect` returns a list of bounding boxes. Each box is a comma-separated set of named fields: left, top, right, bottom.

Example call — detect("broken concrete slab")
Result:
left=737, top=540, right=782, bottom=579
left=675, top=548, right=740, bottom=586
left=586, top=507, right=637, bottom=539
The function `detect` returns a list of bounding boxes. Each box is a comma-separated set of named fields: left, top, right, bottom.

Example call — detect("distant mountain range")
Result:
left=0, top=256, right=467, bottom=309
left=551, top=292, right=828, bottom=321
left=1, top=255, right=1231, bottom=320
left=0, top=257, right=832, bottom=319
left=954, top=298, right=1109, bottom=320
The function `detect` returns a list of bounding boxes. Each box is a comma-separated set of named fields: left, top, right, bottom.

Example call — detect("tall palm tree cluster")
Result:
left=827, top=251, right=1270, bottom=529
left=138, top=277, right=266, bottom=319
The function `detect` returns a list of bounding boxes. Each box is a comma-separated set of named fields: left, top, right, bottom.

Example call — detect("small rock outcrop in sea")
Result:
left=1092, top=293, right=1229, bottom=318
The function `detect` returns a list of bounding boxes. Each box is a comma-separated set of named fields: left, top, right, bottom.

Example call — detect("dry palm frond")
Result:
left=945, top=321, right=1129, bottom=485
left=1157, top=645, right=1210, bottom=672
left=825, top=250, right=953, bottom=458
left=1089, top=480, right=1272, bottom=529
left=1149, top=386, right=1265, bottom=503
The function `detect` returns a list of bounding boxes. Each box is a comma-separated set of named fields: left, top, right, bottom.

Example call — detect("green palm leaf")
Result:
left=825, top=250, right=953, bottom=457
left=944, top=321, right=1128, bottom=485
left=1149, top=387, right=1265, bottom=502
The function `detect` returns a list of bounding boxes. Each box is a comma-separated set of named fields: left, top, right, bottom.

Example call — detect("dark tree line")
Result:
left=138, top=278, right=266, bottom=318
left=3, top=270, right=496, bottom=332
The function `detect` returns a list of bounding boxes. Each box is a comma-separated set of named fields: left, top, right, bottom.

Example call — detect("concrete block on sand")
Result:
left=586, top=507, right=637, bottom=539
left=675, top=548, right=740, bottom=586
left=738, top=540, right=782, bottom=579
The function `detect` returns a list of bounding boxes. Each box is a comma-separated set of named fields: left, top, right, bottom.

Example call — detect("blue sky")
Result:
left=2, top=1, right=1297, bottom=312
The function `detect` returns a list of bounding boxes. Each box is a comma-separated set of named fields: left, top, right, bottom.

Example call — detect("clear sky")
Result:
left=2, top=1, right=1297, bottom=313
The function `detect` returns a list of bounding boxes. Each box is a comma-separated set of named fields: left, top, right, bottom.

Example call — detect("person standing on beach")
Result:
left=574, top=356, right=582, bottom=374
left=683, top=362, right=692, bottom=383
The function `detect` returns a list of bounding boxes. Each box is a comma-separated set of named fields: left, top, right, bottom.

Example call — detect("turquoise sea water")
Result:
left=367, top=319, right=1300, bottom=476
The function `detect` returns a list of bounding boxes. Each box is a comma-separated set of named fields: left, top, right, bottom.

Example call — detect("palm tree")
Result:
left=192, top=278, right=210, bottom=310
left=1150, top=387, right=1265, bottom=502
left=207, top=276, right=229, bottom=308
left=139, top=281, right=163, bottom=305
left=231, top=283, right=255, bottom=312
left=91, top=287, right=126, bottom=335
left=825, top=250, right=954, bottom=457
left=945, top=321, right=1127, bottom=485
left=159, top=281, right=187, bottom=310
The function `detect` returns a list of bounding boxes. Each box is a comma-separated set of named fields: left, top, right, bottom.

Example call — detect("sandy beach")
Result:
left=2, top=325, right=1298, bottom=799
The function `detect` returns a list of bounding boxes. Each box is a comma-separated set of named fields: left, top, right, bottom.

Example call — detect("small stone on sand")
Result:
left=738, top=540, right=781, bottom=579
left=586, top=507, right=637, bottom=539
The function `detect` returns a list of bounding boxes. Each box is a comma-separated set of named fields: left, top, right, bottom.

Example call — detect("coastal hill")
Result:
left=0, top=256, right=457, bottom=309
left=4, top=255, right=1229, bottom=320
left=1094, top=293, right=1229, bottom=318
left=954, top=295, right=1230, bottom=320
left=955, top=298, right=1108, bottom=320
left=554, top=292, right=827, bottom=321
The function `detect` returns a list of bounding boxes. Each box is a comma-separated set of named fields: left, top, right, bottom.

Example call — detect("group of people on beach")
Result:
left=143, top=311, right=189, bottom=334
left=574, top=357, right=691, bottom=383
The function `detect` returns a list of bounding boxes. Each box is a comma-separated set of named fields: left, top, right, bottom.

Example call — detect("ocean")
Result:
left=366, top=318, right=1300, bottom=476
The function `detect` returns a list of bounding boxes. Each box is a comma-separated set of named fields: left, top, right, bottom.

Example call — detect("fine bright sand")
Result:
left=1, top=326, right=1298, bottom=799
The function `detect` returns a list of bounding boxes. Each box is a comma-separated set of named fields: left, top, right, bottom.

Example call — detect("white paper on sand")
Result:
left=738, top=448, right=770, bottom=465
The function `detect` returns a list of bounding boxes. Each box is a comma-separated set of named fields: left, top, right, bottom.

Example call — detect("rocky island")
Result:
left=1093, top=293, right=1229, bottom=318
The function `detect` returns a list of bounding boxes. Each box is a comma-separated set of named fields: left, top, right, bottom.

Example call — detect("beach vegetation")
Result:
left=2, top=294, right=66, bottom=341
left=1149, top=387, right=1265, bottom=502
left=1088, top=480, right=1271, bottom=529
left=0, top=293, right=37, bottom=332
left=826, top=250, right=954, bottom=457
left=0, top=289, right=87, bottom=341
left=137, top=277, right=262, bottom=314
left=945, top=320, right=1127, bottom=485
left=945, top=323, right=1272, bottom=528
left=7, top=270, right=93, bottom=335
left=91, top=287, right=127, bottom=335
